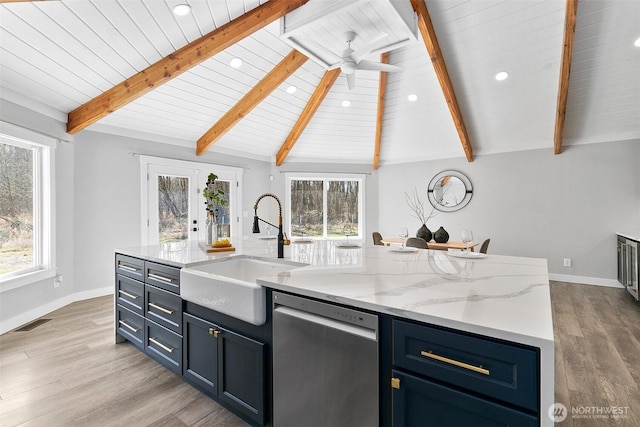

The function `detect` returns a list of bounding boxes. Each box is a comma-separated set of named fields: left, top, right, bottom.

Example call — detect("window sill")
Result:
left=0, top=268, right=56, bottom=293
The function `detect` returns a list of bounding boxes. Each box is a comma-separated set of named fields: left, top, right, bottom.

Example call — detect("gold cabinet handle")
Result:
left=119, top=264, right=137, bottom=272
left=149, top=337, right=174, bottom=353
left=148, top=273, right=172, bottom=283
left=118, top=320, right=139, bottom=333
left=148, top=302, right=174, bottom=315
left=391, top=377, right=400, bottom=389
left=420, top=350, right=490, bottom=376
left=118, top=290, right=138, bottom=300
left=209, top=328, right=221, bottom=338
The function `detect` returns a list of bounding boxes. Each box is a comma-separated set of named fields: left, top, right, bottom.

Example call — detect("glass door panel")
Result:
left=157, top=175, right=189, bottom=243
left=147, top=165, right=199, bottom=245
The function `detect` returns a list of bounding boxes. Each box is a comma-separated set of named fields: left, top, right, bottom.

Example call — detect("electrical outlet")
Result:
left=563, top=258, right=572, bottom=267
left=54, top=274, right=63, bottom=288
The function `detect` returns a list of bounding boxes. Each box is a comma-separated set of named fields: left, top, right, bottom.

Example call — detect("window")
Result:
left=0, top=122, right=55, bottom=290
left=286, top=174, right=365, bottom=239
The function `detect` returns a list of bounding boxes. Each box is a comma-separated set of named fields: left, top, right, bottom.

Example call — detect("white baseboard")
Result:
left=548, top=273, right=624, bottom=288
left=0, top=286, right=113, bottom=335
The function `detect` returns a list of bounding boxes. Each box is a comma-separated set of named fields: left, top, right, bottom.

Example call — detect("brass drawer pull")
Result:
left=119, top=264, right=137, bottom=272
left=391, top=377, right=400, bottom=389
left=209, top=328, right=221, bottom=338
left=420, top=350, right=490, bottom=376
left=118, top=320, right=139, bottom=333
left=148, top=302, right=174, bottom=315
left=149, top=337, right=174, bottom=353
left=148, top=273, right=172, bottom=283
left=118, top=290, right=138, bottom=300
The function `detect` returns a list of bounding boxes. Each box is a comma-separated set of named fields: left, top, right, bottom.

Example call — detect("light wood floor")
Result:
left=1, top=281, right=639, bottom=426
left=550, top=281, right=640, bottom=426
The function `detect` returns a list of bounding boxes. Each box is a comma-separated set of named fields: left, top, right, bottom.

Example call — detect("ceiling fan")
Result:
left=327, top=31, right=403, bottom=90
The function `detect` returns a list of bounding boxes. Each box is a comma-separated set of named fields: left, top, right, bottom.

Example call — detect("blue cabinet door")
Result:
left=392, top=370, right=538, bottom=427
left=183, top=312, right=219, bottom=395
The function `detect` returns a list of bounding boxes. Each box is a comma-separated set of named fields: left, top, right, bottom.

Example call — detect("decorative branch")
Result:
left=404, top=188, right=438, bottom=225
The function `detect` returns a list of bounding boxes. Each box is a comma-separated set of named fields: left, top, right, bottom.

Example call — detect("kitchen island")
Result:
left=115, top=240, right=554, bottom=426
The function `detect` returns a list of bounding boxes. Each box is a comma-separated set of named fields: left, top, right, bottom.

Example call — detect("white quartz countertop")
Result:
left=116, top=240, right=554, bottom=348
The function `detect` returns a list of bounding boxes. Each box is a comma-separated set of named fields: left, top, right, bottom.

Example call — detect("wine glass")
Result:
left=461, top=230, right=473, bottom=252
left=399, top=227, right=409, bottom=247
left=343, top=224, right=353, bottom=242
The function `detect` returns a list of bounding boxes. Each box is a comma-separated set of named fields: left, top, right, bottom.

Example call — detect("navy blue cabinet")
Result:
left=183, top=312, right=219, bottom=394
left=183, top=312, right=266, bottom=426
left=115, top=254, right=183, bottom=374
left=392, top=370, right=538, bottom=427
left=391, top=319, right=539, bottom=425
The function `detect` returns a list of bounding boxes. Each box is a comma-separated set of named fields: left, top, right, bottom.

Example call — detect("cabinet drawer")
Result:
left=145, top=285, right=183, bottom=334
left=391, top=370, right=538, bottom=427
left=115, top=254, right=144, bottom=281
left=393, top=320, right=538, bottom=412
left=116, top=275, right=144, bottom=315
left=145, top=319, right=182, bottom=374
left=116, top=306, right=144, bottom=350
left=145, top=261, right=180, bottom=294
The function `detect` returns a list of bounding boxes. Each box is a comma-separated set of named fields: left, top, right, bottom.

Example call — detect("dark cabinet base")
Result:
left=392, top=370, right=538, bottom=427
left=183, top=312, right=266, bottom=426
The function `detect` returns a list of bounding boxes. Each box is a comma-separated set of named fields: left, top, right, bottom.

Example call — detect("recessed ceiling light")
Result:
left=407, top=94, right=418, bottom=102
left=495, top=71, right=509, bottom=81
left=286, top=85, right=297, bottom=94
left=173, top=4, right=191, bottom=16
left=342, top=100, right=351, bottom=107
left=229, top=57, right=243, bottom=68
left=634, top=37, right=640, bottom=47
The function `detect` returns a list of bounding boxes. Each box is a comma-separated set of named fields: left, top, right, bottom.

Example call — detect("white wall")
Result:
left=377, top=140, right=640, bottom=284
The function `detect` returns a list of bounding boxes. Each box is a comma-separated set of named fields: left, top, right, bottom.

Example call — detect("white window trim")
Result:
left=139, top=156, right=243, bottom=247
left=284, top=172, right=366, bottom=240
left=0, top=121, right=56, bottom=293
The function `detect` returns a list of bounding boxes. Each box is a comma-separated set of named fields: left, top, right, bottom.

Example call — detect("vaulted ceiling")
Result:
left=1, top=0, right=638, bottom=167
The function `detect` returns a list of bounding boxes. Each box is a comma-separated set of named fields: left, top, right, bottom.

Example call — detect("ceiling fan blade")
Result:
left=352, top=32, right=388, bottom=61
left=346, top=73, right=356, bottom=91
left=355, top=60, right=402, bottom=73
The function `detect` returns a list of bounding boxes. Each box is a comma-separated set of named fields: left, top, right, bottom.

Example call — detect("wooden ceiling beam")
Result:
left=373, top=52, right=389, bottom=170
left=554, top=0, right=578, bottom=155
left=410, top=0, right=473, bottom=162
left=66, top=0, right=309, bottom=135
left=275, top=69, right=341, bottom=166
left=196, top=50, right=308, bottom=156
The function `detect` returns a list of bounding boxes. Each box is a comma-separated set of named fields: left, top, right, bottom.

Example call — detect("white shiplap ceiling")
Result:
left=0, top=0, right=638, bottom=166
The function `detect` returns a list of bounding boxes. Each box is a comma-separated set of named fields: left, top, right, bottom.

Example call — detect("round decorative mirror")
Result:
left=427, top=170, right=473, bottom=212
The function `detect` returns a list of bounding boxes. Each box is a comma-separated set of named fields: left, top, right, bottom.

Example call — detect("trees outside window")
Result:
left=0, top=125, right=53, bottom=287
left=0, top=141, right=34, bottom=275
left=287, top=175, right=364, bottom=239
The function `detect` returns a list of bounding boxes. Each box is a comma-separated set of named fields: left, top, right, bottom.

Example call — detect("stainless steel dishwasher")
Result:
left=272, top=291, right=379, bottom=427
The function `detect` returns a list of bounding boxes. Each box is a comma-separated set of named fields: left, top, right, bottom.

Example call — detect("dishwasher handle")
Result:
left=274, top=305, right=377, bottom=342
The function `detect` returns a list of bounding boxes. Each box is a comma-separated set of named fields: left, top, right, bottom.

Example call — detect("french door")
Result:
left=140, top=156, right=242, bottom=247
